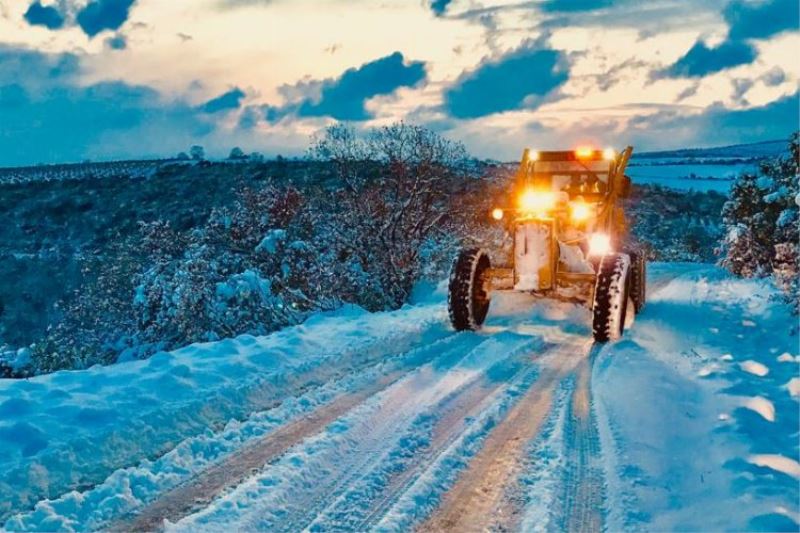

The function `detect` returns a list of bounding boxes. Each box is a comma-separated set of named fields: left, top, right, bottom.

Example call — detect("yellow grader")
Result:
left=448, top=147, right=646, bottom=342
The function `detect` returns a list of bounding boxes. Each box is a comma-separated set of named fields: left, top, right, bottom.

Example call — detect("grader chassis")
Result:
left=448, top=146, right=646, bottom=342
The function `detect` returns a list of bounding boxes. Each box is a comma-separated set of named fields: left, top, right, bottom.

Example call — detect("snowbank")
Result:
left=0, top=301, right=448, bottom=522
left=594, top=263, right=800, bottom=531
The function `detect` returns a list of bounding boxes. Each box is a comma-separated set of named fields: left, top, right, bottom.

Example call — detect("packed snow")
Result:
left=0, top=302, right=450, bottom=525
left=1, top=263, right=798, bottom=532
left=593, top=263, right=799, bottom=532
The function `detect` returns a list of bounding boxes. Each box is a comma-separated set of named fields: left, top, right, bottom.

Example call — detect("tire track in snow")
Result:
left=309, top=346, right=545, bottom=531
left=266, top=334, right=540, bottom=533
left=121, top=370, right=405, bottom=532
left=7, top=315, right=455, bottom=530
left=108, top=333, right=467, bottom=532
left=551, top=346, right=606, bottom=533
left=419, top=339, right=593, bottom=532
left=168, top=332, right=538, bottom=532
left=532, top=268, right=682, bottom=533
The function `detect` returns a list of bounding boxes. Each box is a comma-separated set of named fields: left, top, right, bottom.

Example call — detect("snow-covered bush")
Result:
left=30, top=235, right=143, bottom=372
left=0, top=346, right=31, bottom=378
left=721, top=133, right=799, bottom=313
left=310, top=122, right=473, bottom=309
left=625, top=185, right=727, bottom=262
left=133, top=185, right=318, bottom=350
left=22, top=123, right=484, bottom=373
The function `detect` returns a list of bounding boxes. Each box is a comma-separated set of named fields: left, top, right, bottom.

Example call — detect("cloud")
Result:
left=269, top=52, right=426, bottom=122
left=201, top=88, right=246, bottom=113
left=444, top=46, right=568, bottom=119
left=540, top=0, right=613, bottom=12
left=0, top=45, right=80, bottom=88
left=724, top=0, right=799, bottom=40
left=23, top=1, right=65, bottom=29
left=594, top=58, right=648, bottom=92
left=238, top=105, right=265, bottom=129
left=217, top=0, right=277, bottom=7
left=628, top=92, right=799, bottom=148
left=105, top=34, right=127, bottom=50
left=0, top=45, right=215, bottom=166
left=760, top=66, right=786, bottom=87
left=660, top=39, right=756, bottom=78
left=430, top=0, right=452, bottom=16
left=731, top=77, right=753, bottom=104
left=76, top=0, right=137, bottom=37
left=675, top=82, right=700, bottom=102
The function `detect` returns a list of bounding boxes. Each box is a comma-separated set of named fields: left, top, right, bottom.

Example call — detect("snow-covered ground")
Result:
left=1, top=263, right=797, bottom=532
left=595, top=264, right=799, bottom=531
left=626, top=163, right=755, bottom=192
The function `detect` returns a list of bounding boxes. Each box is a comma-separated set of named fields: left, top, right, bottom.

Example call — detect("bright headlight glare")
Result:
left=575, top=146, right=594, bottom=159
left=603, top=148, right=616, bottom=160
left=570, top=201, right=591, bottom=221
left=491, top=208, right=504, bottom=220
left=588, top=233, right=612, bottom=256
left=519, top=189, right=555, bottom=213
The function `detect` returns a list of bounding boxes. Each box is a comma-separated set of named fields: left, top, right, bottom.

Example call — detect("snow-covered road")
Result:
left=2, top=264, right=798, bottom=532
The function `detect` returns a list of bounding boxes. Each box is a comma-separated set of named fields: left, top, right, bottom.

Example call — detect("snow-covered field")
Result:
left=626, top=140, right=787, bottom=192
left=1, top=264, right=797, bottom=532
left=626, top=162, right=754, bottom=192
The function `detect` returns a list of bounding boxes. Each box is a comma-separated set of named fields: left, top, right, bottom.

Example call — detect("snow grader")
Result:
left=448, top=146, right=646, bottom=342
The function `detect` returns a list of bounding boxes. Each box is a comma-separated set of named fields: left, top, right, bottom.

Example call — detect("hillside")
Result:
left=0, top=160, right=327, bottom=348
left=634, top=139, right=788, bottom=160
left=0, top=158, right=725, bottom=350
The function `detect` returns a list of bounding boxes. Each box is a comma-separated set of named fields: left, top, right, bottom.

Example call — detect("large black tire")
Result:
left=629, top=252, right=646, bottom=314
left=448, top=248, right=491, bottom=331
left=592, top=253, right=631, bottom=343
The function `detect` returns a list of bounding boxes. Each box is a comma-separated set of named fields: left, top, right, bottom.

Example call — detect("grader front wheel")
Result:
left=592, top=253, right=631, bottom=342
left=448, top=248, right=491, bottom=331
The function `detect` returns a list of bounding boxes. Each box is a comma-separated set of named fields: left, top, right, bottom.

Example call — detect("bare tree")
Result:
left=311, top=122, right=470, bottom=307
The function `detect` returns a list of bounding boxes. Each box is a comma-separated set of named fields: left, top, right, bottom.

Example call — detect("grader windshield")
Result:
left=516, top=148, right=632, bottom=203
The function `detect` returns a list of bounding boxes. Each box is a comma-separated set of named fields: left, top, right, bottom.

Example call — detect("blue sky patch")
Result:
left=662, top=39, right=756, bottom=78
left=430, top=0, right=452, bottom=16
left=201, top=88, right=246, bottom=113
left=77, top=0, right=137, bottom=37
left=272, top=52, right=426, bottom=121
left=540, top=0, right=613, bottom=12
left=23, top=1, right=65, bottom=30
left=444, top=47, right=568, bottom=118
left=725, top=0, right=799, bottom=40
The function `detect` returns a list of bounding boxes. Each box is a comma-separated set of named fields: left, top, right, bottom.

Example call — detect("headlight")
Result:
left=491, top=208, right=504, bottom=220
left=603, top=148, right=616, bottom=160
left=519, top=189, right=555, bottom=213
left=570, top=201, right=591, bottom=222
left=588, top=233, right=611, bottom=256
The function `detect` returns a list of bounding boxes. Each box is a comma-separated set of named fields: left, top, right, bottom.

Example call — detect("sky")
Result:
left=0, top=0, right=797, bottom=165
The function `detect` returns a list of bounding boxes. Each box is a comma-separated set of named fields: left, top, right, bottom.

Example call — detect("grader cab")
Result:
left=448, top=146, right=646, bottom=342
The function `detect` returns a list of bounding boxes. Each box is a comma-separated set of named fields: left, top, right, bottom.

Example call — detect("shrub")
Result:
left=721, top=133, right=799, bottom=313
left=30, top=234, right=142, bottom=372
left=133, top=185, right=316, bottom=350
left=310, top=122, right=472, bottom=308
